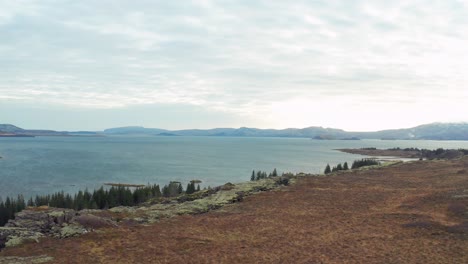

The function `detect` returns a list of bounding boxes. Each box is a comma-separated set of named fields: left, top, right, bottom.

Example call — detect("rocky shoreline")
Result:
left=0, top=174, right=299, bottom=251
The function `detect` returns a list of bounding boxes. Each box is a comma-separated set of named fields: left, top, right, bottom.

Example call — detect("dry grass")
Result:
left=2, top=158, right=468, bottom=263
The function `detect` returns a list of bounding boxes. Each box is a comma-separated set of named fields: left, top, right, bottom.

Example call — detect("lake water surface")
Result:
left=1, top=136, right=468, bottom=198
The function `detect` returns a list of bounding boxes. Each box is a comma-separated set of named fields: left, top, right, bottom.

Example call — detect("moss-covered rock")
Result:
left=123, top=175, right=295, bottom=223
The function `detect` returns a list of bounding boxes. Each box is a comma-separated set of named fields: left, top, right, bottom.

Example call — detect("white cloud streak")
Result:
left=0, top=0, right=467, bottom=130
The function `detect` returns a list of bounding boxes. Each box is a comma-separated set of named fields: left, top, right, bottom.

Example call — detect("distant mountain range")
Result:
left=1, top=123, right=468, bottom=140
left=0, top=124, right=68, bottom=137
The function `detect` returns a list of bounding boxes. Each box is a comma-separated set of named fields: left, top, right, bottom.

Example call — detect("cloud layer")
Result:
left=1, top=0, right=467, bottom=130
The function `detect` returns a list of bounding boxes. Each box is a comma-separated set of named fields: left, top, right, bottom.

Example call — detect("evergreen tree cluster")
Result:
left=324, top=158, right=380, bottom=174
left=351, top=158, right=380, bottom=169
left=162, top=181, right=183, bottom=197
left=324, top=162, right=349, bottom=174
left=0, top=195, right=26, bottom=226
left=185, top=180, right=201, bottom=195
left=250, top=168, right=278, bottom=181
left=386, top=147, right=468, bottom=159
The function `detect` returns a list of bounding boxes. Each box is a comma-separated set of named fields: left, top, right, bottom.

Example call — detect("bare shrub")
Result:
left=74, top=214, right=115, bottom=229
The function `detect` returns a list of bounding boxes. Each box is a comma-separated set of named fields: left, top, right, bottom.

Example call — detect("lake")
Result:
left=1, top=136, right=468, bottom=198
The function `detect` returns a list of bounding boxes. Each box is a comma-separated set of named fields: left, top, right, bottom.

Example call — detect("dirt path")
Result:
left=2, top=158, right=468, bottom=263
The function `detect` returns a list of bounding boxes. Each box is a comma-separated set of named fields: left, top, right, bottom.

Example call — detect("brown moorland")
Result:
left=1, top=158, right=468, bottom=263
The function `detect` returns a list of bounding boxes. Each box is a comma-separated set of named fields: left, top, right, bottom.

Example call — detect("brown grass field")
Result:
left=1, top=158, right=468, bottom=263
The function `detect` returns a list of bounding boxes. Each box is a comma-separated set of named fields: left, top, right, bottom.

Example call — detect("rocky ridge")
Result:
left=0, top=174, right=298, bottom=251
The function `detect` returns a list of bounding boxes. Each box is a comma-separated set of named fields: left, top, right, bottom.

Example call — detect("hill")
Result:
left=0, top=124, right=68, bottom=137
left=103, top=126, right=168, bottom=135
left=2, top=122, right=468, bottom=140
left=103, top=123, right=468, bottom=140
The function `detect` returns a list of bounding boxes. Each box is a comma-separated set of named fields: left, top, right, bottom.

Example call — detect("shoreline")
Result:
left=336, top=148, right=421, bottom=158
left=2, top=155, right=467, bottom=262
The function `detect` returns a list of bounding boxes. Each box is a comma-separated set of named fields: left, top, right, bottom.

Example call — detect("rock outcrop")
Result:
left=0, top=227, right=43, bottom=249
left=110, top=174, right=299, bottom=223
left=6, top=208, right=77, bottom=234
left=1, top=173, right=305, bottom=249
left=1, top=207, right=115, bottom=249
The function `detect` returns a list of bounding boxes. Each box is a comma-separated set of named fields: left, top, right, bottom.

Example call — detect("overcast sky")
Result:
left=1, top=0, right=467, bottom=131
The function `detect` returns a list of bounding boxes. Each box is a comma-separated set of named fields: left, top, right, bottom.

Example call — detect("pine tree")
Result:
left=272, top=168, right=278, bottom=177
left=324, top=164, right=331, bottom=174
left=336, top=163, right=343, bottom=171
left=153, top=184, right=161, bottom=197
left=177, top=183, right=183, bottom=195
left=343, top=162, right=349, bottom=170
left=186, top=182, right=196, bottom=195
left=251, top=170, right=255, bottom=181
left=27, top=197, right=34, bottom=207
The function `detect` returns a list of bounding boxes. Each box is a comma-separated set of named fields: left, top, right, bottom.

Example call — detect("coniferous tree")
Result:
left=272, top=168, right=278, bottom=177
left=186, top=182, right=196, bottom=195
left=27, top=197, right=34, bottom=207
left=324, top=164, right=331, bottom=174
left=256, top=171, right=262, bottom=181
left=251, top=170, right=255, bottom=181
left=343, top=162, right=349, bottom=170
left=0, top=199, right=7, bottom=226
left=162, top=185, right=170, bottom=197
left=336, top=163, right=343, bottom=171
left=155, top=184, right=162, bottom=197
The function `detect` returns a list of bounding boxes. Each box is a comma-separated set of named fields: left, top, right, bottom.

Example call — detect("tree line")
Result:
left=388, top=147, right=468, bottom=158
left=250, top=168, right=278, bottom=181
left=324, top=158, right=380, bottom=174
left=0, top=180, right=201, bottom=227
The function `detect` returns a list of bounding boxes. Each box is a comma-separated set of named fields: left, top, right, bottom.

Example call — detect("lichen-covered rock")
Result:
left=0, top=227, right=43, bottom=249
left=2, top=208, right=89, bottom=247
left=59, top=224, right=87, bottom=238
left=130, top=175, right=295, bottom=223
left=6, top=208, right=77, bottom=234
left=0, top=255, right=54, bottom=264
left=1, top=172, right=307, bottom=249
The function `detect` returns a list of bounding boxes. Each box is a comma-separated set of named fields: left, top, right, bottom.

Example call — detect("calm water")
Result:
left=1, top=136, right=468, bottom=198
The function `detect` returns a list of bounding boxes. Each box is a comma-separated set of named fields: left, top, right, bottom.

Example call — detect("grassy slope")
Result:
left=1, top=158, right=468, bottom=263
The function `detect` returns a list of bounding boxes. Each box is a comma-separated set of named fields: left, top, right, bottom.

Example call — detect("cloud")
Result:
left=0, top=0, right=467, bottom=130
